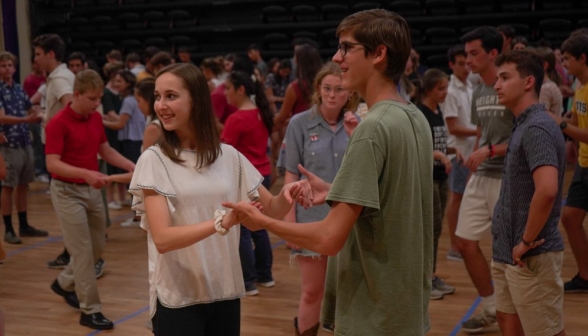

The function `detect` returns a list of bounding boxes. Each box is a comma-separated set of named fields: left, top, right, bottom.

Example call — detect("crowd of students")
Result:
left=0, top=7, right=587, bottom=336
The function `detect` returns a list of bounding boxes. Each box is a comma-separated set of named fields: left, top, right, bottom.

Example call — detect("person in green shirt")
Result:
left=224, top=9, right=434, bottom=336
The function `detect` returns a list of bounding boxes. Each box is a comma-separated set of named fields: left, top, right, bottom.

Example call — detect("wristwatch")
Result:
left=522, top=237, right=537, bottom=247
left=560, top=121, right=568, bottom=130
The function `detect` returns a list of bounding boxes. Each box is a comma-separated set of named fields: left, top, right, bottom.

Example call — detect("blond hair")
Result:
left=0, top=51, right=17, bottom=65
left=74, top=69, right=104, bottom=94
left=336, top=9, right=411, bottom=84
left=312, top=62, right=360, bottom=113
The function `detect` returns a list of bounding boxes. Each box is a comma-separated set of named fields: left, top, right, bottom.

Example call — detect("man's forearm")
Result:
left=493, top=143, right=508, bottom=157
left=263, top=217, right=331, bottom=255
left=563, top=124, right=588, bottom=144
left=0, top=116, right=30, bottom=125
left=48, top=159, right=89, bottom=180
left=522, top=191, right=557, bottom=243
left=448, top=125, right=477, bottom=137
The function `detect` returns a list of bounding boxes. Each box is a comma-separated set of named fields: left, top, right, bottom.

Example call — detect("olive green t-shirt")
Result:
left=322, top=100, right=434, bottom=336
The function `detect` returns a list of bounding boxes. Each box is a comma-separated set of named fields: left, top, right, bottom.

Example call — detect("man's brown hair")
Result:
left=150, top=52, right=173, bottom=70
left=495, top=49, right=544, bottom=97
left=107, top=49, right=123, bottom=62
left=336, top=9, right=411, bottom=84
left=74, top=69, right=105, bottom=94
left=33, top=34, right=66, bottom=62
left=561, top=34, right=588, bottom=66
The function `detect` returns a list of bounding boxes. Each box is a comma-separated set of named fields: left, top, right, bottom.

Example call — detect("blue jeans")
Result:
left=239, top=175, right=273, bottom=286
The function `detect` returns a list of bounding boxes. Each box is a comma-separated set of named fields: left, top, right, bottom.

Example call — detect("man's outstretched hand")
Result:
left=297, top=164, right=331, bottom=207
left=222, top=201, right=267, bottom=231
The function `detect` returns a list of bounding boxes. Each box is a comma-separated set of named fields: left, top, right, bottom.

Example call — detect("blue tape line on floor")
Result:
left=271, top=240, right=285, bottom=249
left=449, top=296, right=481, bottom=336
left=86, top=306, right=150, bottom=336
left=6, top=236, right=62, bottom=257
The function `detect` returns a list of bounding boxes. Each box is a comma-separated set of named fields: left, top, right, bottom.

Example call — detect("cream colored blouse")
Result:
left=129, top=144, right=262, bottom=318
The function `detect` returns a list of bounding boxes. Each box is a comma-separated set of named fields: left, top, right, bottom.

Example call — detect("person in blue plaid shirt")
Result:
left=0, top=51, right=47, bottom=244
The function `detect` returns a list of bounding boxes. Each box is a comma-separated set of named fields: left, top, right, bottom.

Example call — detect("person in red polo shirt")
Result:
left=45, top=69, right=134, bottom=331
left=221, top=60, right=275, bottom=296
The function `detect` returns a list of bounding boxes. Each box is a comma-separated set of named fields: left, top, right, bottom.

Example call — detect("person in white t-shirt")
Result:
left=129, top=63, right=309, bottom=336
left=440, top=45, right=477, bottom=261
left=32, top=34, right=75, bottom=143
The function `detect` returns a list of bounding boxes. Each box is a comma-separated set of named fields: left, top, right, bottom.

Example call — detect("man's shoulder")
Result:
left=472, top=83, right=494, bottom=97
left=51, top=65, right=75, bottom=80
left=355, top=101, right=425, bottom=142
left=576, top=83, right=588, bottom=99
left=524, top=112, right=560, bottom=137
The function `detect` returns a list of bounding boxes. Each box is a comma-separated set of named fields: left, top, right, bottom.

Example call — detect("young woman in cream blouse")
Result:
left=129, top=63, right=309, bottom=336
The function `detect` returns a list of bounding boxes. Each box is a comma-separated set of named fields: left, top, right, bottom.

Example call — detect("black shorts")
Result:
left=566, top=165, right=588, bottom=211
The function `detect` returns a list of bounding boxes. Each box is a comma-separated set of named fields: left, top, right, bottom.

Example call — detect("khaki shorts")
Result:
left=455, top=174, right=502, bottom=241
left=0, top=145, right=35, bottom=187
left=492, top=252, right=564, bottom=336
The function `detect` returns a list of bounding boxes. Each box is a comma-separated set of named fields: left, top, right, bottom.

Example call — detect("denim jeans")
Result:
left=239, top=175, right=273, bottom=286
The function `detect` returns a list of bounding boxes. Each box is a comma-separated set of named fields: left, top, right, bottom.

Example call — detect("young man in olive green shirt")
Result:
left=225, top=9, right=433, bottom=336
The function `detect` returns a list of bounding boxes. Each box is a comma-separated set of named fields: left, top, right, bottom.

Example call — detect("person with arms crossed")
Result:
left=416, top=68, right=463, bottom=300
left=492, top=49, right=566, bottom=336
left=46, top=70, right=135, bottom=330
left=225, top=9, right=434, bottom=336
left=0, top=51, right=46, bottom=244
left=440, top=44, right=477, bottom=262
left=454, top=27, right=514, bottom=334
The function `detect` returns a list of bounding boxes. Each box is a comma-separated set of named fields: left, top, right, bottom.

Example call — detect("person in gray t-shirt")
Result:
left=455, top=27, right=514, bottom=333
left=469, top=84, right=514, bottom=178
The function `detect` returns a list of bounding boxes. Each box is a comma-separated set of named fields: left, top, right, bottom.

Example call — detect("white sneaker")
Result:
left=430, top=287, right=444, bottom=300
left=35, top=174, right=49, bottom=183
left=257, top=280, right=275, bottom=288
left=108, top=201, right=122, bottom=210
left=433, top=276, right=455, bottom=295
left=120, top=218, right=141, bottom=227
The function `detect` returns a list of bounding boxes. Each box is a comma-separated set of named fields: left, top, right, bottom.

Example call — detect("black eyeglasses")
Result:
left=337, top=42, right=365, bottom=56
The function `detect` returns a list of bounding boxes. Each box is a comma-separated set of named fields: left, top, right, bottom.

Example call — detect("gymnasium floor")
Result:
left=1, top=167, right=587, bottom=335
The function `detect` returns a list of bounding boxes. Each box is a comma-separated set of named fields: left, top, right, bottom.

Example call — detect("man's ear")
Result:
left=580, top=53, right=587, bottom=66
left=372, top=45, right=388, bottom=67
left=525, top=75, right=536, bottom=92
left=488, top=48, right=499, bottom=61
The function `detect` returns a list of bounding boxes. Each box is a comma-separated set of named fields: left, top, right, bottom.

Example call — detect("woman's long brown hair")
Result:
left=156, top=63, right=221, bottom=168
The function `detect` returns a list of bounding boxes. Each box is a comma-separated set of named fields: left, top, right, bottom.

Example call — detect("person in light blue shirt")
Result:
left=103, top=70, right=146, bottom=164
